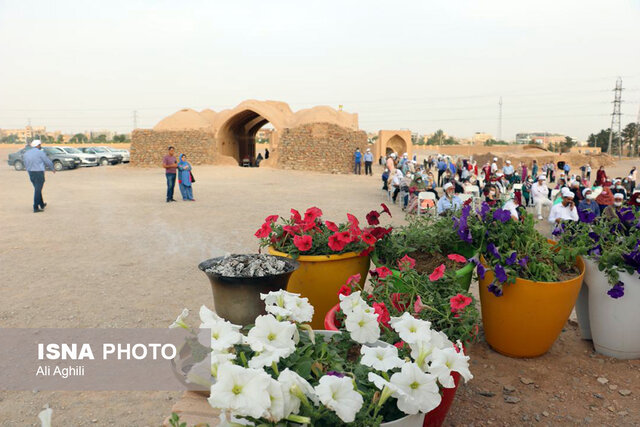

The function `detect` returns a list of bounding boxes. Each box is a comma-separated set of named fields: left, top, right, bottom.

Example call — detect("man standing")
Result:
left=532, top=175, right=552, bottom=220
left=490, top=157, right=498, bottom=175
left=23, top=140, right=54, bottom=213
left=503, top=160, right=514, bottom=182
left=163, top=146, right=178, bottom=202
left=363, top=148, right=373, bottom=176
left=354, top=148, right=362, bottom=175
left=436, top=157, right=447, bottom=187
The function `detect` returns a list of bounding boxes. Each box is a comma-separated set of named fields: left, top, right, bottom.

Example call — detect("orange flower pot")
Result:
left=268, top=247, right=370, bottom=329
left=478, top=256, right=585, bottom=357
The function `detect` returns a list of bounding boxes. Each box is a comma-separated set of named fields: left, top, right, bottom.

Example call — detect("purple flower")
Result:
left=552, top=226, right=563, bottom=236
left=493, top=209, right=511, bottom=223
left=457, top=227, right=473, bottom=243
left=477, top=263, right=486, bottom=280
left=617, top=207, right=635, bottom=223
left=487, top=243, right=501, bottom=260
left=488, top=282, right=503, bottom=297
left=622, top=249, right=640, bottom=274
left=607, top=281, right=625, bottom=299
left=477, top=202, right=490, bottom=221
left=588, top=245, right=601, bottom=257
left=518, top=256, right=529, bottom=269
left=326, top=371, right=346, bottom=378
left=578, top=209, right=597, bottom=224
left=505, top=251, right=517, bottom=266
left=495, top=264, right=508, bottom=283
left=588, top=232, right=600, bottom=242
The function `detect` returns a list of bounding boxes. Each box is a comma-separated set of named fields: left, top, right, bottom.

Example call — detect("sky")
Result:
left=0, top=0, right=639, bottom=141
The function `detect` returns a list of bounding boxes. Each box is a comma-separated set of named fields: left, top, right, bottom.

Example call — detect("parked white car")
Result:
left=102, top=146, right=130, bottom=163
left=58, top=146, right=99, bottom=167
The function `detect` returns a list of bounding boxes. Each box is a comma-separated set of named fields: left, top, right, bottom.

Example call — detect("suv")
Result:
left=8, top=146, right=81, bottom=171
left=79, top=147, right=123, bottom=166
left=102, top=146, right=130, bottom=163
left=58, top=146, right=99, bottom=167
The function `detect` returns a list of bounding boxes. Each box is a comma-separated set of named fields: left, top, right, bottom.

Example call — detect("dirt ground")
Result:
left=0, top=147, right=638, bottom=426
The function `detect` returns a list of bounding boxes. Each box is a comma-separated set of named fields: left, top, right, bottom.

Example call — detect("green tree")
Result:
left=484, top=139, right=509, bottom=146
left=70, top=133, right=88, bottom=143
left=57, top=135, right=64, bottom=143
left=587, top=129, right=610, bottom=150
left=622, top=122, right=638, bottom=156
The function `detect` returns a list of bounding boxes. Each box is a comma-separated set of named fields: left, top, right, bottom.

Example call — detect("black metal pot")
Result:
left=198, top=255, right=299, bottom=326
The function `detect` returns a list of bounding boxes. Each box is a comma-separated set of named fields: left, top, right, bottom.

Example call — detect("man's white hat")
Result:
left=582, top=188, right=592, bottom=197
left=614, top=192, right=624, bottom=200
left=537, top=175, right=546, bottom=181
left=366, top=148, right=371, bottom=152
left=31, top=140, right=42, bottom=147
left=561, top=187, right=575, bottom=199
left=403, top=153, right=408, bottom=157
left=390, top=153, right=397, bottom=158
left=443, top=182, right=453, bottom=191
left=493, top=157, right=498, bottom=161
left=506, top=160, right=511, bottom=164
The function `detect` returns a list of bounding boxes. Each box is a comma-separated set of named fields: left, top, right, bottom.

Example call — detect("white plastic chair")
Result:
left=417, top=192, right=437, bottom=215
left=512, top=183, right=523, bottom=191
left=465, top=185, right=480, bottom=198
left=458, top=193, right=473, bottom=205
left=550, top=189, right=560, bottom=202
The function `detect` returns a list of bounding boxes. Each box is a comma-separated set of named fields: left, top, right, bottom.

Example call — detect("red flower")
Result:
left=361, top=231, right=376, bottom=246
left=429, top=264, right=446, bottom=281
left=373, top=302, right=390, bottom=327
left=304, top=207, right=323, bottom=223
left=290, top=209, right=302, bottom=224
left=349, top=224, right=362, bottom=237
left=338, top=285, right=352, bottom=296
left=397, top=255, right=416, bottom=271
left=346, top=213, right=359, bottom=228
left=360, top=246, right=375, bottom=257
left=301, top=220, right=317, bottom=232
left=293, top=235, right=312, bottom=252
left=328, top=231, right=351, bottom=252
left=373, top=266, right=392, bottom=279
left=381, top=203, right=392, bottom=217
left=366, top=210, right=381, bottom=226
left=346, top=273, right=361, bottom=286
left=463, top=198, right=472, bottom=206
left=413, top=295, right=426, bottom=314
left=264, top=214, right=279, bottom=223
left=391, top=293, right=410, bottom=312
left=325, top=221, right=339, bottom=232
left=394, top=341, right=405, bottom=349
left=448, top=254, right=467, bottom=263
left=282, top=225, right=301, bottom=235
left=254, top=222, right=272, bottom=238
left=449, top=293, right=472, bottom=313
left=370, top=226, right=393, bottom=240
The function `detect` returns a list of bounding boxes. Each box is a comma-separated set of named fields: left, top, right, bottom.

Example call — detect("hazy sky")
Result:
left=1, top=0, right=639, bottom=140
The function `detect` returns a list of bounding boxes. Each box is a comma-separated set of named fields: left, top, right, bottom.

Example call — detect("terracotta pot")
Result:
left=268, top=247, right=370, bottom=329
left=478, top=255, right=585, bottom=357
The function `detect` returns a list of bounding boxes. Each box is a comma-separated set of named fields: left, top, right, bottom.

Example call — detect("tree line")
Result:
left=0, top=133, right=129, bottom=144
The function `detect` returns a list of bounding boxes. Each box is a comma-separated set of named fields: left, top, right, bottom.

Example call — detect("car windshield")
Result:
left=92, top=147, right=107, bottom=153
left=63, top=147, right=81, bottom=153
left=44, top=147, right=64, bottom=154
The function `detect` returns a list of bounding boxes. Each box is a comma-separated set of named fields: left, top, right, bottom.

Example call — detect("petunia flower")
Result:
left=487, top=282, right=503, bottom=297
left=360, top=345, right=404, bottom=371
left=366, top=210, right=381, bottom=226
left=346, top=213, right=360, bottom=228
left=478, top=201, right=491, bottom=221
left=390, top=293, right=410, bottom=312
left=208, top=364, right=272, bottom=419
left=372, top=266, right=393, bottom=279
left=282, top=224, right=301, bottom=235
left=588, top=232, right=600, bottom=242
left=398, top=255, right=416, bottom=271
left=290, top=209, right=303, bottom=223
left=338, top=285, right=352, bottom=296
left=449, top=293, right=472, bottom=313
left=339, top=291, right=367, bottom=315
left=361, top=231, right=377, bottom=245
left=428, top=346, right=473, bottom=388
left=607, top=281, right=625, bottom=299
left=505, top=251, right=517, bottom=266
left=293, top=235, right=312, bottom=251
left=303, top=207, right=323, bottom=223
left=325, top=220, right=339, bottom=232
left=372, top=302, right=390, bottom=327
left=328, top=231, right=351, bottom=252
left=254, top=222, right=272, bottom=238
left=278, top=368, right=319, bottom=415
left=315, top=375, right=364, bottom=423
left=429, top=264, right=446, bottom=281
left=389, top=312, right=432, bottom=344
left=199, top=306, right=243, bottom=351
left=477, top=263, right=486, bottom=280
left=413, top=295, right=426, bottom=314
left=494, top=264, right=507, bottom=283
left=486, top=242, right=501, bottom=260
left=493, top=209, right=511, bottom=223
left=409, top=331, right=454, bottom=370
left=448, top=254, right=467, bottom=263
left=380, top=203, right=392, bottom=217
left=246, top=314, right=296, bottom=358
left=264, top=214, right=279, bottom=224
left=169, top=308, right=189, bottom=330
left=518, top=256, right=529, bottom=269
left=344, top=306, right=381, bottom=344
left=389, top=363, right=442, bottom=414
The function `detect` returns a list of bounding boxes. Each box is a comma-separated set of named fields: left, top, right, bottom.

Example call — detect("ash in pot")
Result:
left=204, top=254, right=291, bottom=277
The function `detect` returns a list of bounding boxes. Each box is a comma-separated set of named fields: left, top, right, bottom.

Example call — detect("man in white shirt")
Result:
left=549, top=187, right=579, bottom=224
left=502, top=160, right=514, bottom=180
left=531, top=175, right=552, bottom=220
left=503, top=192, right=520, bottom=221
left=490, top=157, right=498, bottom=175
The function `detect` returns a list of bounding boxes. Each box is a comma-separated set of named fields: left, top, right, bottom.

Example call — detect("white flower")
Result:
left=344, top=307, right=380, bottom=344
left=199, top=305, right=222, bottom=326
left=261, top=290, right=315, bottom=323
left=247, top=315, right=296, bottom=352
left=38, top=406, right=52, bottom=427
left=198, top=305, right=244, bottom=352
left=248, top=347, right=293, bottom=369
left=409, top=331, right=455, bottom=370
left=389, top=363, right=442, bottom=414
left=360, top=345, right=404, bottom=371
left=278, top=368, right=319, bottom=415
left=315, top=375, right=364, bottom=423
left=368, top=372, right=407, bottom=397
left=208, top=364, right=271, bottom=419
left=264, top=378, right=287, bottom=422
left=389, top=312, right=432, bottom=344
left=211, top=351, right=236, bottom=379
left=186, top=356, right=213, bottom=388
left=339, top=291, right=368, bottom=315
left=428, top=346, right=473, bottom=388
left=169, top=308, right=189, bottom=329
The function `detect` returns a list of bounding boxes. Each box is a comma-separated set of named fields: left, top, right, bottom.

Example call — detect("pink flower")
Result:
left=338, top=285, right=351, bottom=296
left=449, top=293, right=472, bottom=313
left=346, top=213, right=359, bottom=228
left=429, top=264, right=446, bottom=281
left=397, top=255, right=416, bottom=271
left=303, top=207, right=323, bottom=223
left=254, top=222, right=272, bottom=238
left=390, top=293, right=410, bottom=312
left=282, top=225, right=301, bottom=235
left=301, top=220, right=317, bottom=232
left=293, top=235, right=312, bottom=252
left=328, top=231, right=351, bottom=252
left=264, top=214, right=279, bottom=224
left=373, top=266, right=392, bottom=279
left=325, top=221, right=339, bottom=232
left=447, top=254, right=467, bottom=263
left=413, top=295, right=427, bottom=314
left=366, top=210, right=381, bottom=226
left=290, top=209, right=302, bottom=224
left=373, top=302, right=390, bottom=327
left=346, top=273, right=361, bottom=287
left=359, top=246, right=375, bottom=257
left=394, top=341, right=405, bottom=349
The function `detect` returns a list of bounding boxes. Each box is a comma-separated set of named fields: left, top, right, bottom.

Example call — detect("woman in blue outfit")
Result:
left=177, top=154, right=195, bottom=201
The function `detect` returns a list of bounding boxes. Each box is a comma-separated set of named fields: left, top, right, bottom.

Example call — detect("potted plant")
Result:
left=452, top=202, right=585, bottom=358
left=556, top=208, right=640, bottom=359
left=170, top=289, right=472, bottom=426
left=324, top=258, right=479, bottom=427
left=372, top=214, right=477, bottom=291
left=256, top=205, right=392, bottom=328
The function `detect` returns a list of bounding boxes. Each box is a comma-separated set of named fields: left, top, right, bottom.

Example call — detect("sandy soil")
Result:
left=0, top=147, right=638, bottom=426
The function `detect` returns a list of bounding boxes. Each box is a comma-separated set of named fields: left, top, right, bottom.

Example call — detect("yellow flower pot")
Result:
left=478, top=256, right=585, bottom=358
left=268, top=247, right=370, bottom=329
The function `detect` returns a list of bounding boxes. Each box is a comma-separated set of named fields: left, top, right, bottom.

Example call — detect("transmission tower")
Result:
left=133, top=110, right=138, bottom=129
left=498, top=97, right=503, bottom=141
left=607, top=77, right=623, bottom=157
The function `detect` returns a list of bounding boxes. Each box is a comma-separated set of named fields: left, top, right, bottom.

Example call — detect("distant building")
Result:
left=471, top=132, right=493, bottom=145
left=89, top=130, right=115, bottom=141
left=255, top=128, right=273, bottom=144
left=0, top=126, right=59, bottom=142
left=515, top=132, right=565, bottom=146
left=569, top=146, right=601, bottom=155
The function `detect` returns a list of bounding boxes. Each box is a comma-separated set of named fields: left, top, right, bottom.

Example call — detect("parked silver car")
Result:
left=58, top=146, right=98, bottom=167
left=78, top=147, right=122, bottom=166
left=102, top=146, right=130, bottom=163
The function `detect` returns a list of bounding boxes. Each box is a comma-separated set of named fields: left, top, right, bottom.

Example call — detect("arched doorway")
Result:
left=216, top=109, right=273, bottom=166
left=386, top=134, right=407, bottom=155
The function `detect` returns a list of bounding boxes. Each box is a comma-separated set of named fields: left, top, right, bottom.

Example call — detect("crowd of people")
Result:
left=378, top=151, right=640, bottom=230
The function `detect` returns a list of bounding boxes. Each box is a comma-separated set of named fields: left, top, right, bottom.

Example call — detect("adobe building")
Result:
left=130, top=100, right=367, bottom=174
left=372, top=130, right=412, bottom=160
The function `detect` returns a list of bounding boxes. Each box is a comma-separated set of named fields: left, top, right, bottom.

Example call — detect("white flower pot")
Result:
left=381, top=413, right=426, bottom=426
left=582, top=258, right=640, bottom=359
left=574, top=281, right=591, bottom=340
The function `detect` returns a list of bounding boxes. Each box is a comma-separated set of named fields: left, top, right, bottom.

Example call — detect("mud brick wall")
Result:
left=130, top=130, right=216, bottom=166
left=277, top=123, right=368, bottom=174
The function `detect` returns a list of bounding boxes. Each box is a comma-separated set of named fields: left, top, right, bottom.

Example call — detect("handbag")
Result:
left=190, top=171, right=195, bottom=183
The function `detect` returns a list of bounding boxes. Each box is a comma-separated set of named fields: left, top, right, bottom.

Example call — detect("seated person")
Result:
left=578, top=188, right=600, bottom=219
left=549, top=187, right=579, bottom=224
left=437, top=182, right=462, bottom=215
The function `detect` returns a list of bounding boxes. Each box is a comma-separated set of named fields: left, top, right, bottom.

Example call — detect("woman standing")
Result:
left=177, top=154, right=195, bottom=201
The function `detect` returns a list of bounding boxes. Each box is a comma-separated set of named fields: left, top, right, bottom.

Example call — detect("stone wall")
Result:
left=277, top=122, right=368, bottom=174
left=130, top=129, right=216, bottom=167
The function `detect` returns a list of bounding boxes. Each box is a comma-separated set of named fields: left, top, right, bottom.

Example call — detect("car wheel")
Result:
left=14, top=160, right=24, bottom=171
left=100, top=158, right=109, bottom=166
left=53, top=161, right=63, bottom=171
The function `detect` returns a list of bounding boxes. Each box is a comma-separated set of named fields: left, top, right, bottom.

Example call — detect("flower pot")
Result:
left=268, top=247, right=370, bottom=329
left=574, top=281, right=592, bottom=340
left=582, top=258, right=640, bottom=359
left=198, top=255, right=299, bottom=326
left=371, top=252, right=475, bottom=292
left=478, top=256, right=585, bottom=357
left=324, top=305, right=461, bottom=427
left=383, top=413, right=426, bottom=427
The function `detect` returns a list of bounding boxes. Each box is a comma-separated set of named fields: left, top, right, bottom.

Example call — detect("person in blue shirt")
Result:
left=502, top=160, right=515, bottom=181
left=447, top=158, right=456, bottom=176
left=578, top=188, right=600, bottom=219
left=436, top=157, right=447, bottom=187
left=354, top=148, right=362, bottom=175
left=437, top=182, right=462, bottom=215
left=363, top=148, right=374, bottom=175
left=23, top=140, right=55, bottom=213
